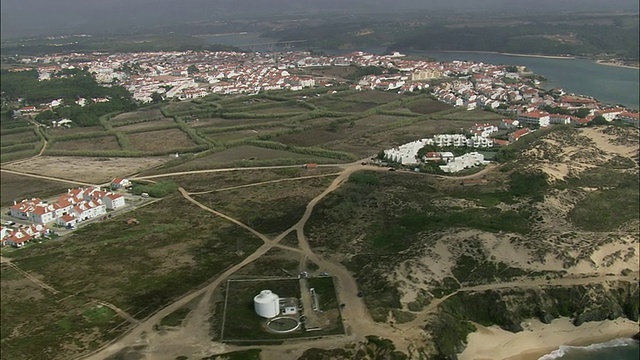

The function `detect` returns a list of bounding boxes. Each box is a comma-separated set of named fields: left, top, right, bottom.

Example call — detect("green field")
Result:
left=1, top=194, right=264, bottom=359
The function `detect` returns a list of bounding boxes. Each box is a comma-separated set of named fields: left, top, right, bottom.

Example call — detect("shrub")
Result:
left=131, top=181, right=178, bottom=198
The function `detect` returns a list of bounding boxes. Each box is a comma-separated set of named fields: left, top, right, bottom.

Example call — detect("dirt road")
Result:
left=0, top=168, right=97, bottom=187
left=1, top=123, right=48, bottom=166
left=74, top=159, right=505, bottom=360
left=131, top=164, right=349, bottom=180
left=188, top=172, right=341, bottom=195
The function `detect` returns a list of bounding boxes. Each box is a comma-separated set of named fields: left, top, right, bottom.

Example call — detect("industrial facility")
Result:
left=253, top=289, right=300, bottom=319
left=254, top=290, right=280, bottom=319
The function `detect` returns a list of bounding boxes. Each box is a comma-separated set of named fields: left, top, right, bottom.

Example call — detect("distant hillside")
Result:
left=2, top=0, right=638, bottom=38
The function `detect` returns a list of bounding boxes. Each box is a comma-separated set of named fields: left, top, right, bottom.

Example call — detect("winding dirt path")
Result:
left=95, top=300, right=140, bottom=325
left=1, top=123, right=48, bottom=166
left=131, top=164, right=347, bottom=180
left=0, top=168, right=97, bottom=187
left=180, top=188, right=271, bottom=244
left=188, top=172, right=341, bottom=195
left=3, top=257, right=140, bottom=325
left=75, top=159, right=503, bottom=360
left=3, top=261, right=60, bottom=295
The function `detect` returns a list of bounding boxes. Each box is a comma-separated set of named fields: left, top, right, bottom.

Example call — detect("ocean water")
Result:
left=413, top=51, right=640, bottom=110
left=538, top=338, right=639, bottom=360
left=202, top=34, right=640, bottom=109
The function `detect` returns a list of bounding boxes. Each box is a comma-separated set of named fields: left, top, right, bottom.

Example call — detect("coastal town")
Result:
left=8, top=50, right=639, bottom=125
left=1, top=41, right=639, bottom=360
left=4, top=49, right=639, bottom=184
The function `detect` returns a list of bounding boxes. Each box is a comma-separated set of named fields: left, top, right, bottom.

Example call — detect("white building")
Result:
left=550, top=114, right=571, bottom=125
left=28, top=204, right=56, bottom=224
left=103, top=194, right=126, bottom=210
left=383, top=139, right=431, bottom=165
left=518, top=111, right=550, bottom=128
left=439, top=152, right=488, bottom=173
left=71, top=201, right=106, bottom=221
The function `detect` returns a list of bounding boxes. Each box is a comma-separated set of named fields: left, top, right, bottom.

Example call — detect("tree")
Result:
left=327, top=121, right=339, bottom=132
left=36, top=110, right=56, bottom=122
left=505, top=65, right=519, bottom=73
left=588, top=115, right=608, bottom=126
left=151, top=92, right=163, bottom=104
left=574, top=108, right=592, bottom=119
left=417, top=144, right=439, bottom=159
left=187, top=65, right=200, bottom=75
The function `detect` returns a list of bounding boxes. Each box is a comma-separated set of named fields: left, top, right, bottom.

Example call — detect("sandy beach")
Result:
left=498, top=52, right=575, bottom=60
left=458, top=317, right=639, bottom=360
left=595, top=59, right=640, bottom=70
left=431, top=50, right=575, bottom=60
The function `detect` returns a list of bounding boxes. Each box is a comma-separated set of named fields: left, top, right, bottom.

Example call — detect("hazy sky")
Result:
left=1, top=0, right=638, bottom=38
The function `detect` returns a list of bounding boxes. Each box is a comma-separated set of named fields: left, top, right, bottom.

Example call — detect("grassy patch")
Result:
left=569, top=186, right=639, bottom=231
left=194, top=176, right=335, bottom=235
left=452, top=255, right=528, bottom=286
left=202, top=349, right=261, bottom=360
left=220, top=278, right=301, bottom=341
left=83, top=305, right=117, bottom=325
left=391, top=309, right=417, bottom=324
left=307, top=171, right=536, bottom=320
left=160, top=308, right=191, bottom=327
left=236, top=248, right=301, bottom=277
left=131, top=180, right=178, bottom=198
left=128, top=128, right=198, bottom=152
left=1, top=267, right=125, bottom=360
left=219, top=277, right=344, bottom=342
left=49, top=135, right=121, bottom=151
left=5, top=194, right=264, bottom=323
left=405, top=99, right=452, bottom=114
left=0, top=172, right=71, bottom=206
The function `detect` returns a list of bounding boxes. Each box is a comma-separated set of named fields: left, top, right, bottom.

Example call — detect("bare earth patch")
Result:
left=3, top=156, right=171, bottom=184
left=115, top=118, right=175, bottom=132
left=50, top=136, right=121, bottom=152
left=129, top=129, right=197, bottom=152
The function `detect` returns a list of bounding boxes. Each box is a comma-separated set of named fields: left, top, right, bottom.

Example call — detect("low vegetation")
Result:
left=131, top=181, right=178, bottom=198
left=1, top=195, right=264, bottom=359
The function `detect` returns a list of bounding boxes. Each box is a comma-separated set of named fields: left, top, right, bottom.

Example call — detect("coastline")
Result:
left=595, top=59, right=640, bottom=70
left=424, top=50, right=576, bottom=60
left=458, top=317, right=639, bottom=360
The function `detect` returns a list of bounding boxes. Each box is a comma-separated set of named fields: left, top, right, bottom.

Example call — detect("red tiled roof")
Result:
left=519, top=111, right=549, bottom=118
left=31, top=206, right=54, bottom=215
left=511, top=128, right=531, bottom=140
left=619, top=111, right=640, bottom=119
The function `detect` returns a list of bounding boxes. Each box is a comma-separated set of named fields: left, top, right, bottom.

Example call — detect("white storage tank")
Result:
left=254, top=290, right=279, bottom=318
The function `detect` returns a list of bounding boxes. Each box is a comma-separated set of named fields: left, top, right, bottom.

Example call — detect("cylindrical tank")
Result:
left=254, top=290, right=279, bottom=318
